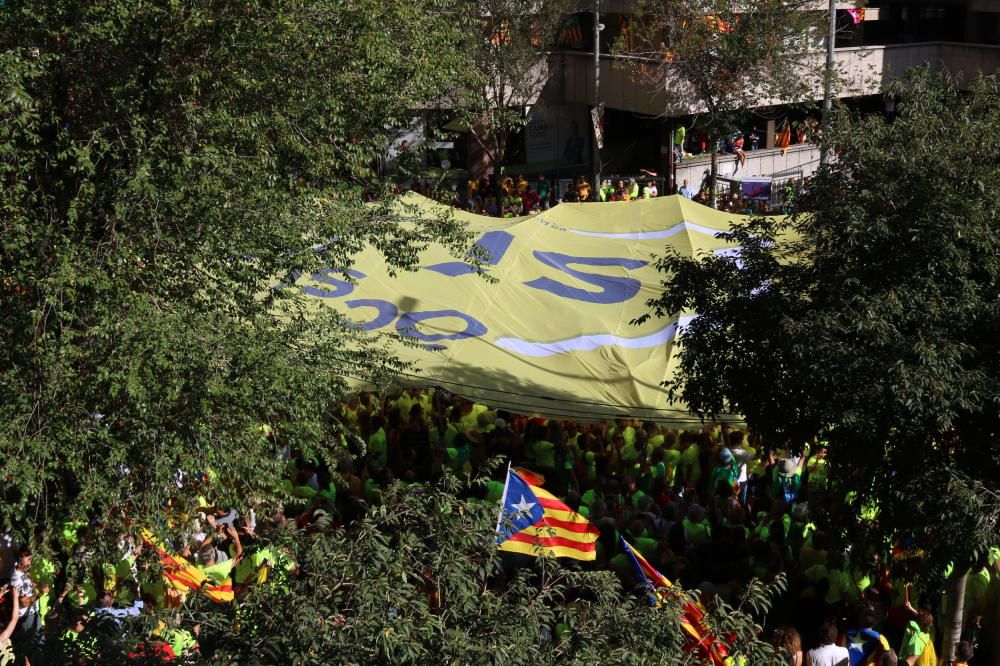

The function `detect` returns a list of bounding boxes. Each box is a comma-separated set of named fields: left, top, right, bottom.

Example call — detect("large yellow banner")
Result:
left=299, top=193, right=742, bottom=425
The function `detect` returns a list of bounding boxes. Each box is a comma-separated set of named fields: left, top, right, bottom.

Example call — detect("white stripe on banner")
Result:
left=495, top=316, right=696, bottom=357
left=567, top=221, right=720, bottom=240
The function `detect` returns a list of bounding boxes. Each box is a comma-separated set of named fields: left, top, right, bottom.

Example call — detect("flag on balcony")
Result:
left=705, top=14, right=734, bottom=33
left=560, top=14, right=584, bottom=47
left=777, top=119, right=792, bottom=156
left=847, top=7, right=865, bottom=24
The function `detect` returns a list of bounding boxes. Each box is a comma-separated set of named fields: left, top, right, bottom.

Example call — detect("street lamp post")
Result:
left=592, top=0, right=602, bottom=194
left=821, top=0, right=836, bottom=166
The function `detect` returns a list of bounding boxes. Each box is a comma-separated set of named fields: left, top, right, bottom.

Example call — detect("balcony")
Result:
left=553, top=42, right=1000, bottom=115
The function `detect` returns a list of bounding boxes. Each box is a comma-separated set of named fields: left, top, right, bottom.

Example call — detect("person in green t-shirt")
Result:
left=368, top=415, right=388, bottom=468
left=708, top=448, right=741, bottom=504
left=806, top=443, right=830, bottom=491
left=682, top=504, right=711, bottom=547
left=197, top=524, right=243, bottom=583
left=677, top=436, right=701, bottom=487
left=534, top=175, right=551, bottom=209
left=534, top=437, right=556, bottom=471
left=898, top=607, right=934, bottom=665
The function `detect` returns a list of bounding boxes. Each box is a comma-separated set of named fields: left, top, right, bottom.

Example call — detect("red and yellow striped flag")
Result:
left=777, top=120, right=792, bottom=156
left=496, top=468, right=599, bottom=561
left=621, top=538, right=732, bottom=665
left=141, top=529, right=207, bottom=596
left=141, top=529, right=234, bottom=604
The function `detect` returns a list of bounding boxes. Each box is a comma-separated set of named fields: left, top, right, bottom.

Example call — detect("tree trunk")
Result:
left=667, top=119, right=675, bottom=193
left=493, top=137, right=506, bottom=216
left=943, top=568, right=968, bottom=663
left=709, top=148, right=718, bottom=209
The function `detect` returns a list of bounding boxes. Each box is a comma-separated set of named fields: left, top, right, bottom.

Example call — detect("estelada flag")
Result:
left=621, top=538, right=732, bottom=666
left=496, top=467, right=599, bottom=560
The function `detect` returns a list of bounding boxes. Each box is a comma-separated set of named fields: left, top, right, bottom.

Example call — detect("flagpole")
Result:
left=493, top=461, right=513, bottom=541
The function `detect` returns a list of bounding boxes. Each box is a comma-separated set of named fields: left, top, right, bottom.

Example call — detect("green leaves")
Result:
left=645, top=67, right=1000, bottom=570
left=0, top=0, right=468, bottom=551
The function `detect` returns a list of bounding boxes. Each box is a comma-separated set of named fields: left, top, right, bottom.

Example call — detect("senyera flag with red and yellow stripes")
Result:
left=621, top=537, right=734, bottom=666
left=495, top=467, right=599, bottom=561
left=141, top=529, right=234, bottom=603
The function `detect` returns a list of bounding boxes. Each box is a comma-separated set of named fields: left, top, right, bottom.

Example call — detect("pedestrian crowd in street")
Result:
left=0, top=387, right=994, bottom=664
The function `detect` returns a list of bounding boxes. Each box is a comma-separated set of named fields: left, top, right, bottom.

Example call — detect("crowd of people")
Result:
left=0, top=387, right=994, bottom=664
left=330, top=389, right=995, bottom=665
left=459, top=172, right=666, bottom=218
left=424, top=171, right=776, bottom=217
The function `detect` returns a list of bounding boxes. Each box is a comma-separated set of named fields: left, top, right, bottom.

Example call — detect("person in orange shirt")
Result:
left=732, top=133, right=747, bottom=166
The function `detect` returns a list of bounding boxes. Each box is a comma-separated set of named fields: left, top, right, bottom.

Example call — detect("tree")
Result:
left=454, top=0, right=569, bottom=202
left=623, top=0, right=826, bottom=205
left=0, top=0, right=470, bottom=584
left=640, top=68, right=1000, bottom=651
left=1, top=1, right=792, bottom=662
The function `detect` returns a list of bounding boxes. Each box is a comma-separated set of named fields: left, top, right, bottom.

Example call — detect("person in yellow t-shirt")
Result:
left=516, top=174, right=529, bottom=194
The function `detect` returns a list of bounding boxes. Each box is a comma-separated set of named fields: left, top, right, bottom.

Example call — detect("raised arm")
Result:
left=0, top=585, right=20, bottom=643
left=225, top=525, right=243, bottom=563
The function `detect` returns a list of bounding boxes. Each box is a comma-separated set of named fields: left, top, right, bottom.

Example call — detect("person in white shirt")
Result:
left=9, top=549, right=35, bottom=619
left=806, top=621, right=849, bottom=666
left=9, top=546, right=41, bottom=648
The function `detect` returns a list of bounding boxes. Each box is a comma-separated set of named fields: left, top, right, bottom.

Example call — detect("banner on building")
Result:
left=740, top=177, right=772, bottom=201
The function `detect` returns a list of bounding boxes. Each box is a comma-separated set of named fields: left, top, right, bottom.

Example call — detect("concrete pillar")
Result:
left=766, top=119, right=776, bottom=149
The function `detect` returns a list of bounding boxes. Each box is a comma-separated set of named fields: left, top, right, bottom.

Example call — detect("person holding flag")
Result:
left=496, top=467, right=599, bottom=560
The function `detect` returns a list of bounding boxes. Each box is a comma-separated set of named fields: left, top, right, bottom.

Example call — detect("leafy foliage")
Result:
left=0, top=0, right=470, bottom=559
left=171, top=470, right=782, bottom=664
left=453, top=0, right=570, bottom=177
left=2, top=1, right=792, bottom=661
left=641, top=68, right=1000, bottom=570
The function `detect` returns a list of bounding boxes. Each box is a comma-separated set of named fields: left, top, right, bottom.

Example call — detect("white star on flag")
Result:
left=511, top=495, right=536, bottom=513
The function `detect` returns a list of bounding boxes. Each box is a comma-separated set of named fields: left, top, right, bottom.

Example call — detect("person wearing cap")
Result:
left=771, top=455, right=806, bottom=506
left=708, top=448, right=738, bottom=505
left=709, top=446, right=753, bottom=507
